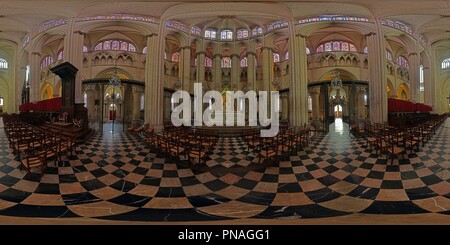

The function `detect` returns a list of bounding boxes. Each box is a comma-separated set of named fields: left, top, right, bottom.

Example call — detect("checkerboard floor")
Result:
left=0, top=118, right=449, bottom=221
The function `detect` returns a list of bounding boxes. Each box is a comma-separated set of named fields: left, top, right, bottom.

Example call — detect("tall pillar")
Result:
left=196, top=51, right=206, bottom=84
left=132, top=86, right=143, bottom=121
left=356, top=86, right=367, bottom=120
left=231, top=54, right=239, bottom=91
left=261, top=47, right=273, bottom=92
left=64, top=18, right=85, bottom=103
left=144, top=29, right=165, bottom=128
left=424, top=46, right=435, bottom=110
left=213, top=53, right=222, bottom=90
left=309, top=86, right=320, bottom=120
left=29, top=51, right=41, bottom=102
left=288, top=26, right=308, bottom=127
left=247, top=51, right=256, bottom=91
left=366, top=24, right=387, bottom=123
left=180, top=46, right=191, bottom=92
left=85, top=84, right=96, bottom=120
left=408, top=51, right=420, bottom=102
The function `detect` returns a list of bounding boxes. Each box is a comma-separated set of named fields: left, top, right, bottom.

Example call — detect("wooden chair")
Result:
left=21, top=148, right=48, bottom=174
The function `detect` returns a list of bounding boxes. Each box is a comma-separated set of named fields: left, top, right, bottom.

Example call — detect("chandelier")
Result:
left=331, top=71, right=342, bottom=89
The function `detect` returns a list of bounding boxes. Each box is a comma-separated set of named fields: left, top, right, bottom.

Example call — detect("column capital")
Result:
left=31, top=52, right=41, bottom=56
left=408, top=52, right=418, bottom=57
left=246, top=51, right=256, bottom=56
left=145, top=33, right=158, bottom=39
left=73, top=30, right=88, bottom=36
left=357, top=86, right=367, bottom=92
left=295, top=33, right=308, bottom=38
left=230, top=54, right=240, bottom=59
left=363, top=32, right=376, bottom=38
left=180, top=46, right=192, bottom=50
left=196, top=51, right=206, bottom=56
left=213, top=53, right=222, bottom=59
left=308, top=86, right=320, bottom=94
left=132, top=86, right=144, bottom=94
left=261, top=46, right=273, bottom=51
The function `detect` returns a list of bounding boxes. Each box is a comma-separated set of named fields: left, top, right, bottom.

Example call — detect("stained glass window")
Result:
left=205, top=57, right=212, bottom=67
left=57, top=50, right=64, bottom=60
left=286, top=51, right=291, bottom=59
left=273, top=53, right=280, bottom=63
left=143, top=47, right=147, bottom=54
left=111, top=41, right=120, bottom=50
left=205, top=29, right=217, bottom=40
left=349, top=44, right=357, bottom=52
left=0, top=58, right=8, bottom=69
left=304, top=49, right=308, bottom=55
left=120, top=42, right=128, bottom=51
left=386, top=50, right=393, bottom=61
left=324, top=43, right=332, bottom=51
left=240, top=57, right=248, bottom=67
left=442, top=58, right=450, bottom=69
left=333, top=42, right=341, bottom=51
left=237, top=29, right=248, bottom=40
left=83, top=46, right=88, bottom=52
left=363, top=47, right=368, bottom=53
left=221, top=57, right=231, bottom=68
left=103, top=41, right=111, bottom=50
left=172, top=52, right=179, bottom=62
left=316, top=45, right=324, bottom=53
left=396, top=56, right=409, bottom=69
left=94, top=43, right=102, bottom=51
left=341, top=42, right=349, bottom=51
left=221, top=30, right=233, bottom=41
left=40, top=56, right=54, bottom=69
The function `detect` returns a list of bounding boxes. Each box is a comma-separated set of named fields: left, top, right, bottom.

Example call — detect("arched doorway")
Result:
left=334, top=104, right=343, bottom=118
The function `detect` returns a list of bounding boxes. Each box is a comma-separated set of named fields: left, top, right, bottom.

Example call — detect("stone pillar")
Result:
left=247, top=51, right=256, bottom=91
left=309, top=86, right=320, bottom=120
left=132, top=86, right=143, bottom=121
left=29, top=51, right=41, bottom=102
left=408, top=51, right=420, bottom=102
left=64, top=19, right=85, bottom=103
left=366, top=25, right=387, bottom=123
left=85, top=84, right=96, bottom=120
left=357, top=86, right=367, bottom=120
left=288, top=26, right=309, bottom=127
left=180, top=46, right=191, bottom=92
left=281, top=92, right=289, bottom=120
left=424, top=46, right=435, bottom=110
left=213, top=53, right=222, bottom=90
left=196, top=51, right=206, bottom=84
left=231, top=54, right=239, bottom=91
left=261, top=47, right=273, bottom=92
left=144, top=29, right=165, bottom=128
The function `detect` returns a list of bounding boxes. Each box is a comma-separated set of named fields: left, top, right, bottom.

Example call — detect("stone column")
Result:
left=366, top=24, right=387, bottom=123
left=288, top=25, right=308, bottom=127
left=132, top=86, right=143, bottom=121
left=85, top=84, right=96, bottom=120
left=356, top=86, right=367, bottom=120
left=64, top=19, right=85, bottom=103
left=261, top=46, right=273, bottom=92
left=213, top=53, right=222, bottom=90
left=424, top=45, right=435, bottom=110
left=309, top=86, right=320, bottom=120
left=247, top=51, right=256, bottom=91
left=281, top=92, right=289, bottom=120
left=231, top=54, right=239, bottom=91
left=196, top=51, right=206, bottom=84
left=180, top=46, right=191, bottom=92
left=29, top=51, right=41, bottom=102
left=408, top=51, right=420, bottom=102
left=144, top=29, right=165, bottom=128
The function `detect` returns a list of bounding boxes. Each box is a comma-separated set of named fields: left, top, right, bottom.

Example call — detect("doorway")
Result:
left=334, top=104, right=342, bottom=118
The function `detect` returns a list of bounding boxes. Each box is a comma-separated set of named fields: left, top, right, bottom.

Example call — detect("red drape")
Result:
left=19, top=97, right=62, bottom=112
left=388, top=98, right=432, bottom=113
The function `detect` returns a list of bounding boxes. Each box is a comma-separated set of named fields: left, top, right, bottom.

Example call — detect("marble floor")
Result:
left=0, top=118, right=449, bottom=223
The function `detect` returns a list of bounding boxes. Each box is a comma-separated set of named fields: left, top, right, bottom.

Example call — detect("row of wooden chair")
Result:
left=3, top=115, right=76, bottom=174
